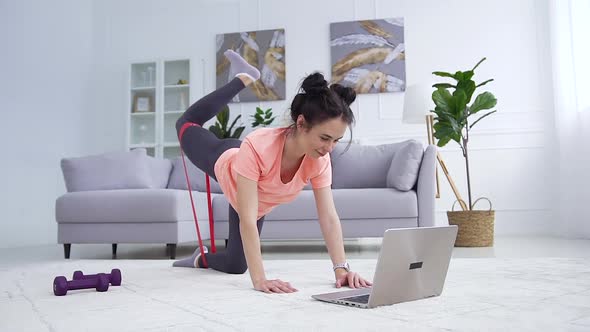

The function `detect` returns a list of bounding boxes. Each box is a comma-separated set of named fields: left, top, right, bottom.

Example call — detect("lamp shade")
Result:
left=402, top=84, right=435, bottom=124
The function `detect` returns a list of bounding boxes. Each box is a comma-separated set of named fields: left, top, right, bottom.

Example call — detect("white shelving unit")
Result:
left=127, top=59, right=191, bottom=159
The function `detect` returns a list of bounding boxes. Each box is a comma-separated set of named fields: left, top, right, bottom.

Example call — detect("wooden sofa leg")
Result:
left=167, top=244, right=176, bottom=259
left=112, top=244, right=118, bottom=259
left=63, top=244, right=71, bottom=259
left=225, top=239, right=228, bottom=248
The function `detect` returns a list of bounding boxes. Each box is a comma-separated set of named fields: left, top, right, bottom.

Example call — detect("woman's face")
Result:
left=297, top=115, right=348, bottom=159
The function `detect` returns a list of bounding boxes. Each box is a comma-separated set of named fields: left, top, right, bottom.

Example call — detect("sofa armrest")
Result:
left=416, top=145, right=443, bottom=227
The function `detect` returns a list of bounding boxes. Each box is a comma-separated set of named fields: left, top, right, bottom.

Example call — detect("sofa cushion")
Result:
left=146, top=155, right=173, bottom=189
left=330, top=143, right=399, bottom=189
left=55, top=189, right=215, bottom=223
left=60, top=149, right=153, bottom=192
left=387, top=140, right=424, bottom=191
left=211, top=188, right=417, bottom=221
left=167, top=157, right=223, bottom=193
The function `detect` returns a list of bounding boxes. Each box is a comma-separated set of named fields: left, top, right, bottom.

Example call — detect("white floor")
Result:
left=2, top=236, right=590, bottom=331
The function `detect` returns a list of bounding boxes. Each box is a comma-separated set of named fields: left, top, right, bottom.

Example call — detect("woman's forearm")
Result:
left=240, top=221, right=266, bottom=285
left=319, top=216, right=346, bottom=266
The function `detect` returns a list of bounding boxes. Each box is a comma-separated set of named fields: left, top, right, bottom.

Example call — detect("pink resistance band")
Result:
left=178, top=122, right=217, bottom=268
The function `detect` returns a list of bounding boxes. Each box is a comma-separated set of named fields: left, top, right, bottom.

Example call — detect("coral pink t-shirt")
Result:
left=214, top=127, right=332, bottom=219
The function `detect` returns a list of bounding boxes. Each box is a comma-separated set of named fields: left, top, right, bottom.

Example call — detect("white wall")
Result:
left=0, top=0, right=563, bottom=248
left=0, top=0, right=95, bottom=248
left=94, top=0, right=556, bottom=236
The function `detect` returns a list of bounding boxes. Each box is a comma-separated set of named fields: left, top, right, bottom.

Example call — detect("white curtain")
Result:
left=549, top=0, right=590, bottom=238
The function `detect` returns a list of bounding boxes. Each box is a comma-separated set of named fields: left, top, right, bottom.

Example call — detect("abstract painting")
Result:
left=216, top=29, right=286, bottom=102
left=330, top=18, right=405, bottom=94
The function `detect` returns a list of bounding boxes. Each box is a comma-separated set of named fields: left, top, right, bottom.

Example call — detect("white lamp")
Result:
left=402, top=84, right=468, bottom=210
left=402, top=84, right=434, bottom=124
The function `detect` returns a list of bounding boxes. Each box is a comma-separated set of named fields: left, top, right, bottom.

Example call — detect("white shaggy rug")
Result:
left=2, top=258, right=590, bottom=331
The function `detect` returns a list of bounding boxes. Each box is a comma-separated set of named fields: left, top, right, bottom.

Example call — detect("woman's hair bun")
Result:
left=301, top=72, right=329, bottom=95
left=330, top=84, right=356, bottom=106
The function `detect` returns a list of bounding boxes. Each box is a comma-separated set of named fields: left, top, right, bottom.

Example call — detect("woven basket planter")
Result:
left=447, top=197, right=495, bottom=247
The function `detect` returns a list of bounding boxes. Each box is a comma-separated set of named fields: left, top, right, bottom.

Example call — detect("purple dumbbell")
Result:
left=53, top=273, right=109, bottom=296
left=72, top=268, right=122, bottom=286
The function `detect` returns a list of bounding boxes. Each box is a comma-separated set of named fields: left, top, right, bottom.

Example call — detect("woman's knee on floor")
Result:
left=225, top=261, right=248, bottom=274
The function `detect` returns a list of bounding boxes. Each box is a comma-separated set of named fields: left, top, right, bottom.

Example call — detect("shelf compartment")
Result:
left=131, top=90, right=156, bottom=114
left=164, top=85, right=189, bottom=112
left=131, top=62, right=157, bottom=89
left=130, top=116, right=156, bottom=145
left=164, top=60, right=190, bottom=86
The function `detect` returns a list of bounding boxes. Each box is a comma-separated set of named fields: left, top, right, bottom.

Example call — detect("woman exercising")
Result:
left=173, top=50, right=372, bottom=294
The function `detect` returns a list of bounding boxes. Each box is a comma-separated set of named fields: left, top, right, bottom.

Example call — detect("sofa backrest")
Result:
left=165, top=139, right=424, bottom=193
left=167, top=156, right=224, bottom=193
left=330, top=140, right=424, bottom=190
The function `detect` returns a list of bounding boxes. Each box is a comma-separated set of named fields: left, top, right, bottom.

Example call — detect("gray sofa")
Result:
left=55, top=140, right=442, bottom=259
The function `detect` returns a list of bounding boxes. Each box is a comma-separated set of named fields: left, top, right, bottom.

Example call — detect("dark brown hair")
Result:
left=289, top=72, right=356, bottom=145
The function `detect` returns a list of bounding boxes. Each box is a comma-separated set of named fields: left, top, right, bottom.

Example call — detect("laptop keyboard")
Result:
left=341, top=294, right=370, bottom=304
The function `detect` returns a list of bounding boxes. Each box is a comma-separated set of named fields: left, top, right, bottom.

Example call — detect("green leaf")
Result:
left=432, top=106, right=454, bottom=118
left=469, top=92, right=497, bottom=114
left=433, top=122, right=458, bottom=141
left=232, top=126, right=245, bottom=138
left=456, top=80, right=476, bottom=104
left=472, top=57, right=486, bottom=71
left=437, top=137, right=451, bottom=147
left=476, top=78, right=494, bottom=88
left=432, top=88, right=454, bottom=114
left=218, top=107, right=229, bottom=128
left=228, top=114, right=242, bottom=134
left=433, top=83, right=455, bottom=89
left=463, top=71, right=474, bottom=81
left=432, top=71, right=455, bottom=79
left=469, top=110, right=497, bottom=129
left=452, top=89, right=468, bottom=118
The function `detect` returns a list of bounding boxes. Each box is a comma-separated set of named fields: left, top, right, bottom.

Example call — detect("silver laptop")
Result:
left=312, top=226, right=458, bottom=309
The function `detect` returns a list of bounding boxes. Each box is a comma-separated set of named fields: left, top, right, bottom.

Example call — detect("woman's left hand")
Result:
left=335, top=271, right=372, bottom=288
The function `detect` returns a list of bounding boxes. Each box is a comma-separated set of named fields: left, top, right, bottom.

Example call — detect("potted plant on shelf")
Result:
left=250, top=107, right=276, bottom=128
left=208, top=105, right=245, bottom=139
left=430, top=57, right=498, bottom=247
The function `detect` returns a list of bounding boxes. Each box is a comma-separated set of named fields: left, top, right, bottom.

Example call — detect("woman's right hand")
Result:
left=254, top=279, right=298, bottom=294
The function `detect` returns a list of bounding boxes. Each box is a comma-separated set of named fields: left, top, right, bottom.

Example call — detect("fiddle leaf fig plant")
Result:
left=431, top=57, right=497, bottom=210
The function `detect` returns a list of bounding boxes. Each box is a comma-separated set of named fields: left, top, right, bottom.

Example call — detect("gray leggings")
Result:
left=176, top=78, right=265, bottom=274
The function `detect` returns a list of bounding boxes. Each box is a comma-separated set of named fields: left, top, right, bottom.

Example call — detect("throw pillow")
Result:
left=60, top=148, right=153, bottom=192
left=386, top=140, right=424, bottom=191
left=144, top=155, right=173, bottom=189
